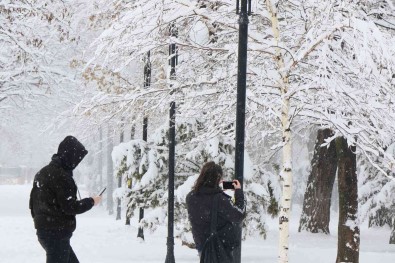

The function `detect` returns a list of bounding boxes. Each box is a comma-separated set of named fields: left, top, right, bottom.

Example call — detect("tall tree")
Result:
left=299, top=128, right=337, bottom=233
left=336, top=137, right=360, bottom=263
left=259, top=0, right=395, bottom=260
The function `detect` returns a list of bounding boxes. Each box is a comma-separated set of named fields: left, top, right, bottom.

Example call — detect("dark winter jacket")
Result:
left=29, top=136, right=94, bottom=235
left=186, top=186, right=245, bottom=251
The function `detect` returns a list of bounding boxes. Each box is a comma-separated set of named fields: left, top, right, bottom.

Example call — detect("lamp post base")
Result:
left=164, top=237, right=175, bottom=263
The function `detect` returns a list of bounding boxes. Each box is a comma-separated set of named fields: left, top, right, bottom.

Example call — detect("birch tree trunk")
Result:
left=265, top=1, right=292, bottom=262
left=299, top=129, right=337, bottom=234
left=336, top=137, right=359, bottom=263
left=278, top=101, right=292, bottom=263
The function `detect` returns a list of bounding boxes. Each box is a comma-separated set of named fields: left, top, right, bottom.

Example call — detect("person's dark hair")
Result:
left=193, top=161, right=223, bottom=192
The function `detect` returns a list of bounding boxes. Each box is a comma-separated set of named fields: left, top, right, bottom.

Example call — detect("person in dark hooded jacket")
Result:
left=29, top=136, right=102, bottom=263
left=186, top=161, right=245, bottom=260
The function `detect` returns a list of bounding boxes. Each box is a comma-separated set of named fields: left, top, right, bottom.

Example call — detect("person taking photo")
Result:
left=186, top=161, right=245, bottom=262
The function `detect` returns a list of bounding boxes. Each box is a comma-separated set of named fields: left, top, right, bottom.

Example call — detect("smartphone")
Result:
left=222, top=181, right=235, bottom=190
left=99, top=187, right=107, bottom=196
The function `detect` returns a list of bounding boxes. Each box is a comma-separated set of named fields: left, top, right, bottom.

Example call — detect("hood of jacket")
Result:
left=55, top=136, right=88, bottom=171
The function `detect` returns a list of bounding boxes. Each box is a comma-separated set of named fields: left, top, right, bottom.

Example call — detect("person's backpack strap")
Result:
left=209, top=194, right=220, bottom=234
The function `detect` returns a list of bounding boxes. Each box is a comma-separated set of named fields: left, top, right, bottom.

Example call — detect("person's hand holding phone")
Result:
left=232, top=180, right=241, bottom=190
left=222, top=180, right=241, bottom=190
left=92, top=196, right=102, bottom=206
left=91, top=187, right=106, bottom=206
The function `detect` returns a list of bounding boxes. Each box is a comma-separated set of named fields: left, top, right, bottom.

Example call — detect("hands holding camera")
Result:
left=232, top=180, right=241, bottom=189
left=221, top=179, right=241, bottom=190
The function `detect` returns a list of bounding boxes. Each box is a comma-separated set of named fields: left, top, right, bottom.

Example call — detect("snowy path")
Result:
left=0, top=185, right=394, bottom=262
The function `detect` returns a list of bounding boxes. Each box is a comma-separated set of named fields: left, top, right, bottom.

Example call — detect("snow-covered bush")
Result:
left=112, top=116, right=278, bottom=243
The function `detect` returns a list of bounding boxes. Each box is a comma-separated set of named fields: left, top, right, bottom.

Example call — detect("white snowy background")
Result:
left=1, top=0, right=395, bottom=262
left=0, top=183, right=394, bottom=263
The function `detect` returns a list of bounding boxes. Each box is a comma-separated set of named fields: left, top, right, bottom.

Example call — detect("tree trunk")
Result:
left=116, top=176, right=122, bottom=220
left=125, top=178, right=132, bottom=225
left=126, top=121, right=135, bottom=224
left=299, top=129, right=337, bottom=234
left=137, top=116, right=148, bottom=239
left=264, top=0, right=292, bottom=262
left=390, top=222, right=395, bottom=244
left=278, top=113, right=292, bottom=263
left=116, top=130, right=124, bottom=220
left=336, top=137, right=360, bottom=263
left=98, top=127, right=103, bottom=189
left=107, top=127, right=114, bottom=215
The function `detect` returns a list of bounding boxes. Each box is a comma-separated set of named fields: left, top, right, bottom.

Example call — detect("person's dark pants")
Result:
left=37, top=230, right=79, bottom=263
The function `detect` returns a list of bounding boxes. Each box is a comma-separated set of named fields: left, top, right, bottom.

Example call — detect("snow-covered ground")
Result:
left=0, top=184, right=394, bottom=263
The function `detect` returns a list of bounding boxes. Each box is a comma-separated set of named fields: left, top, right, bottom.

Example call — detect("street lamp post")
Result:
left=165, top=23, right=177, bottom=263
left=234, top=0, right=251, bottom=262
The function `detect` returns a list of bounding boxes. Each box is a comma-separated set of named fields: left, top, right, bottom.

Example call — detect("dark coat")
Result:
left=186, top=186, right=245, bottom=251
left=29, top=136, right=94, bottom=235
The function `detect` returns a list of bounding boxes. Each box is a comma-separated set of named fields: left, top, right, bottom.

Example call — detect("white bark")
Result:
left=278, top=102, right=292, bottom=263
left=265, top=0, right=293, bottom=262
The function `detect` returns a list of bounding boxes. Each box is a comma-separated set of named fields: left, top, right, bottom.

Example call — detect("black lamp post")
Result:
left=165, top=23, right=177, bottom=263
left=234, top=0, right=251, bottom=262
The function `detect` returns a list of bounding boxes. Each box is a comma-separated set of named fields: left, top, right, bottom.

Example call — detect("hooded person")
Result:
left=29, top=136, right=102, bottom=263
